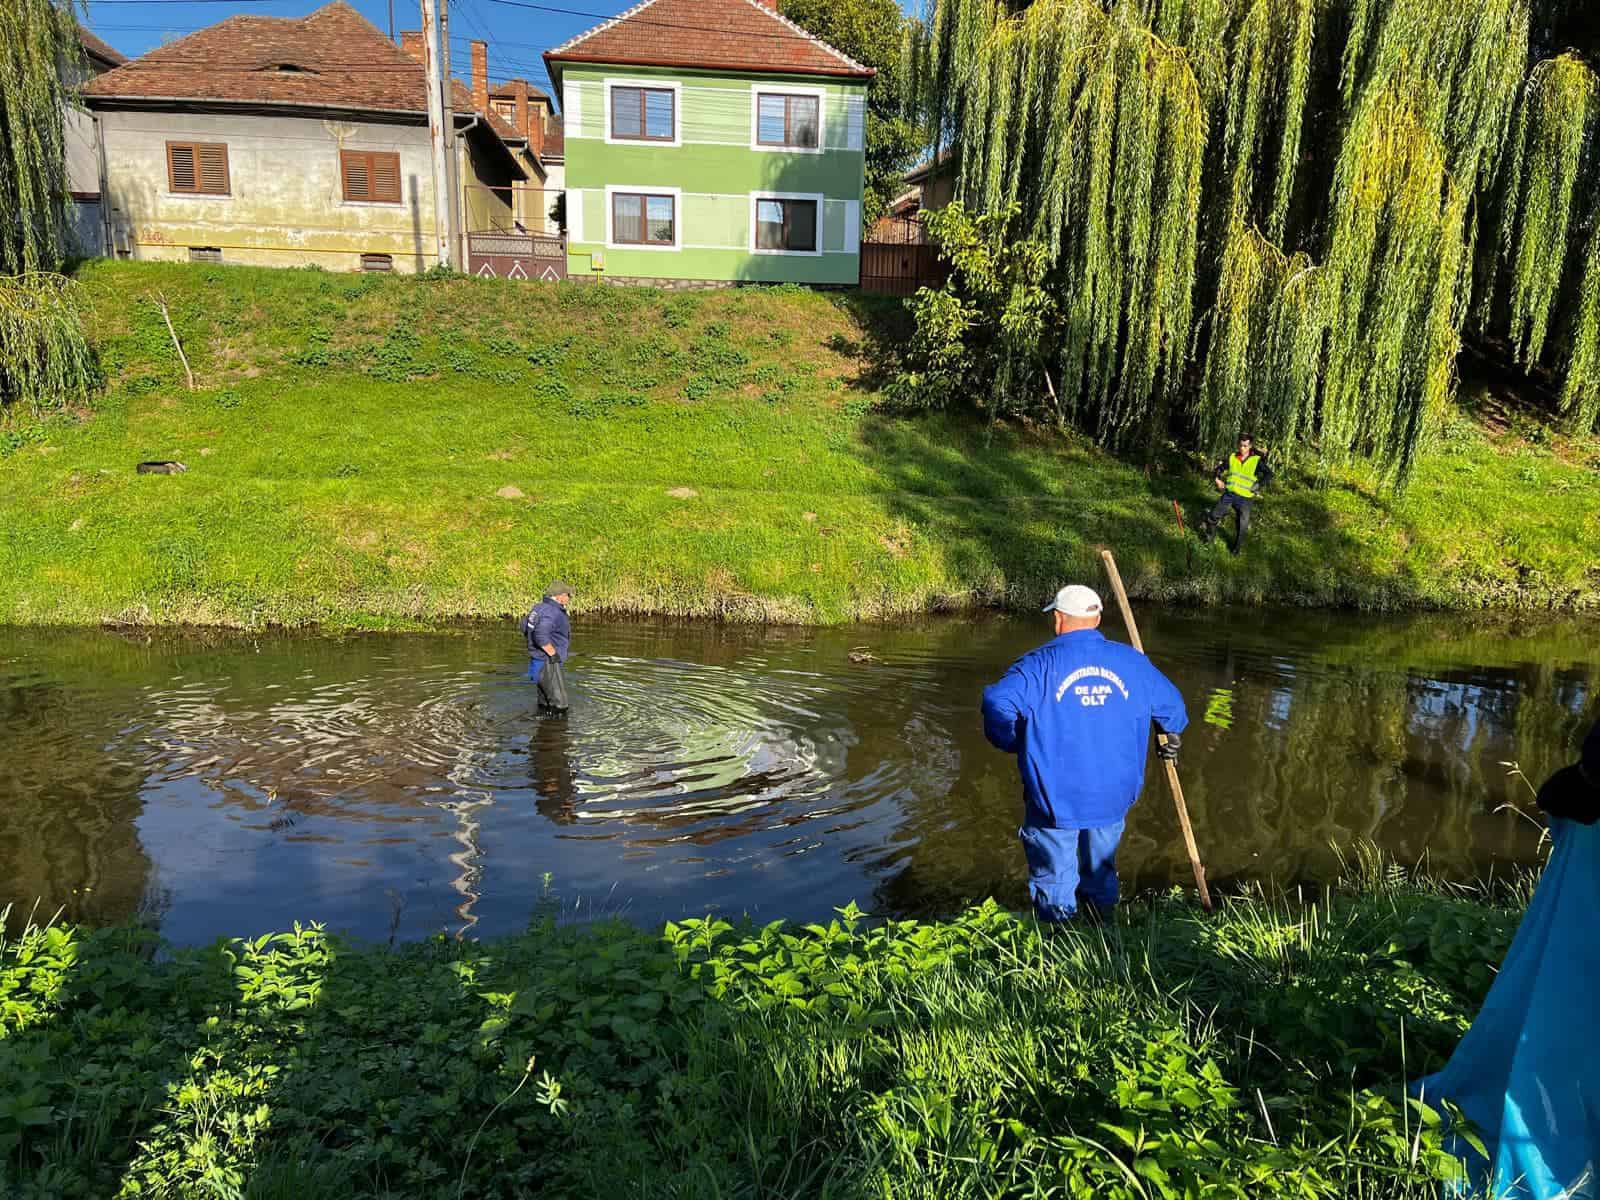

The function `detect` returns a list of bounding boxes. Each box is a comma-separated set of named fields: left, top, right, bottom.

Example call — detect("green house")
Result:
left=543, top=0, right=873, bottom=286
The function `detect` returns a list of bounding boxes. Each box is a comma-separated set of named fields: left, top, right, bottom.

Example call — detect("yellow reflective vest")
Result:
left=1224, top=453, right=1262, bottom=499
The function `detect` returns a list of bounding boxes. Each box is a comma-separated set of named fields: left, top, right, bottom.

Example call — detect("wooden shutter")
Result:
left=166, top=142, right=228, bottom=194
left=341, top=150, right=371, bottom=201
left=167, top=144, right=196, bottom=191
left=341, top=150, right=400, bottom=203
left=370, top=153, right=400, bottom=203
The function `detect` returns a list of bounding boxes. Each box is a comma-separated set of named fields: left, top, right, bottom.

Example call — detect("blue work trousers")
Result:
left=1019, top=821, right=1125, bottom=922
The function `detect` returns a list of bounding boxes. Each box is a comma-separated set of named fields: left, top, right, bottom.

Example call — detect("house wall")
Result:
left=561, top=64, right=865, bottom=285
left=95, top=109, right=443, bottom=273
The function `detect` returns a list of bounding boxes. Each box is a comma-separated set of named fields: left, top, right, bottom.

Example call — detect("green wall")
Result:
left=560, top=64, right=866, bottom=284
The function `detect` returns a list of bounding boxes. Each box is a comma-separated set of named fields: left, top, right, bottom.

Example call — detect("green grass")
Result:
left=1, top=260, right=1598, bottom=629
left=0, top=854, right=1518, bottom=1199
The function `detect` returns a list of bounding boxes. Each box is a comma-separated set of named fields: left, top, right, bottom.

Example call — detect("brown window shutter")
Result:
left=196, top=144, right=229, bottom=194
left=371, top=153, right=400, bottom=203
left=167, top=143, right=197, bottom=192
left=341, top=150, right=371, bottom=201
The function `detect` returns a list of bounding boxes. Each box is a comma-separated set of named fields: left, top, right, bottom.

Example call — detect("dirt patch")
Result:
left=667, top=486, right=698, bottom=499
left=487, top=449, right=517, bottom=461
left=496, top=485, right=526, bottom=500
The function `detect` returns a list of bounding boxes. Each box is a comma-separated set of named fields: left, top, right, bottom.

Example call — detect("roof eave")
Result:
left=542, top=51, right=874, bottom=79
left=83, top=94, right=435, bottom=124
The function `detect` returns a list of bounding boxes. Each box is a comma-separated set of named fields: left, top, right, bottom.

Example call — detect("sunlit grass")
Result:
left=0, top=260, right=1596, bottom=630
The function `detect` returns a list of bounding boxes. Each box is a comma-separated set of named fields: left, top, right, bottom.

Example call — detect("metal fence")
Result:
left=860, top=215, right=949, bottom=297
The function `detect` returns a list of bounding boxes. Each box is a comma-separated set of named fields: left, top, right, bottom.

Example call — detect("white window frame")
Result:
left=749, top=191, right=824, bottom=257
left=603, top=78, right=683, bottom=147
left=605, top=184, right=682, bottom=251
left=748, top=85, right=827, bottom=154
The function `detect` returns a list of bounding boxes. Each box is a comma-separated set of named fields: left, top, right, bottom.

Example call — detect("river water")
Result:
left=2, top=610, right=1595, bottom=944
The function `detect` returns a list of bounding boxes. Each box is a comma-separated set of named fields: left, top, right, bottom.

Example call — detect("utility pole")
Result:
left=419, top=0, right=453, bottom=269
left=439, top=0, right=459, bottom=269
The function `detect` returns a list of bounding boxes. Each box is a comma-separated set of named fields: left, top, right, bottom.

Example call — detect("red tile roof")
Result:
left=77, top=27, right=129, bottom=71
left=84, top=0, right=515, bottom=137
left=545, top=0, right=873, bottom=81
left=489, top=77, right=550, bottom=101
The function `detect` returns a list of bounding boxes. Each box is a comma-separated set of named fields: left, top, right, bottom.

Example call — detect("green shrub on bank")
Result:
left=0, top=865, right=1521, bottom=1198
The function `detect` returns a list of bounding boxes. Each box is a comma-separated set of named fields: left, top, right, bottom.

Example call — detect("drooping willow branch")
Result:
left=917, top=0, right=1600, bottom=477
left=0, top=0, right=97, bottom=413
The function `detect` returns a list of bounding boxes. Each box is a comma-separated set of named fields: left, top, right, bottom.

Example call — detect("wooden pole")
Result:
left=419, top=0, right=452, bottom=269
left=153, top=293, right=194, bottom=391
left=1099, top=548, right=1213, bottom=911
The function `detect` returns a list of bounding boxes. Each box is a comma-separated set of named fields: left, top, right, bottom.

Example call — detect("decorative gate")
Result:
left=860, top=216, right=949, bottom=297
left=466, top=232, right=566, bottom=282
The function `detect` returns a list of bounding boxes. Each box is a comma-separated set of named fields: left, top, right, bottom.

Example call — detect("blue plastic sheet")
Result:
left=1417, top=816, right=1600, bottom=1199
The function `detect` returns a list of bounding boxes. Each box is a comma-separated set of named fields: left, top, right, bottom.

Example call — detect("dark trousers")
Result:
left=1018, top=821, right=1125, bottom=922
left=1204, top=492, right=1253, bottom=553
left=529, top=653, right=570, bottom=711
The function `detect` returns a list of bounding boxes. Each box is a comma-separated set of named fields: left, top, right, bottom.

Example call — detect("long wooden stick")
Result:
left=154, top=293, right=195, bottom=391
left=1099, top=548, right=1213, bottom=912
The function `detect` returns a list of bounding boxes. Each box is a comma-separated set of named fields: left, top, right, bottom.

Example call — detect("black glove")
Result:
left=1155, top=732, right=1180, bottom=763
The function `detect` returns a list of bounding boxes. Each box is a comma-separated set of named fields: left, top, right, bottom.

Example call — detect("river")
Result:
left=2, top=609, right=1594, bottom=944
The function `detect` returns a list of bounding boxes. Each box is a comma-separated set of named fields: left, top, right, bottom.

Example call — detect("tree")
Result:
left=780, top=0, right=926, bottom=227
left=0, top=0, right=97, bottom=413
left=910, top=0, right=1600, bottom=484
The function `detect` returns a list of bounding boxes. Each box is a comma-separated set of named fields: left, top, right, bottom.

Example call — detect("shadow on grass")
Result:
left=2, top=868, right=1518, bottom=1198
left=849, top=406, right=1431, bottom=611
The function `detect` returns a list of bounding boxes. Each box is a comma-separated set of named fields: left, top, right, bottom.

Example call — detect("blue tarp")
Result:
left=1417, top=815, right=1600, bottom=1200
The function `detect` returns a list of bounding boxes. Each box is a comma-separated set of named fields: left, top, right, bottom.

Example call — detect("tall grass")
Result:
left=0, top=857, right=1523, bottom=1198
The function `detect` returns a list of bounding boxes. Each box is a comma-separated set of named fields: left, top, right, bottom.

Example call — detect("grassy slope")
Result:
left=0, top=866, right=1521, bottom=1198
left=1, top=260, right=1598, bottom=628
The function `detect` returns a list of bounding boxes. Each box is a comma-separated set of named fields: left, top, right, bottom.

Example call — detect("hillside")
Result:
left=1, top=260, right=1598, bottom=628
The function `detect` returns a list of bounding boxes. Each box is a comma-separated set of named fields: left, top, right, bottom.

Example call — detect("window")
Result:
left=340, top=150, right=401, bottom=204
left=166, top=142, right=229, bottom=195
left=610, top=86, right=675, bottom=141
left=611, top=192, right=675, bottom=246
left=360, top=253, right=393, bottom=273
left=756, top=92, right=820, bottom=149
left=492, top=100, right=516, bottom=120
left=188, top=246, right=223, bottom=263
left=754, top=196, right=818, bottom=253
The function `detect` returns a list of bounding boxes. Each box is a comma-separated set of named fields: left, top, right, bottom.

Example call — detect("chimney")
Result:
left=471, top=40, right=489, bottom=116
left=515, top=84, right=538, bottom=155
left=400, top=30, right=423, bottom=61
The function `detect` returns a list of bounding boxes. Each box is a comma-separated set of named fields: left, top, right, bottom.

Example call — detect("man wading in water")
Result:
left=981, top=584, right=1188, bottom=923
left=521, top=582, right=573, bottom=714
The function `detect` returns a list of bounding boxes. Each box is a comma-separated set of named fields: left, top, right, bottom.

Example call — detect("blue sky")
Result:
left=82, top=0, right=921, bottom=102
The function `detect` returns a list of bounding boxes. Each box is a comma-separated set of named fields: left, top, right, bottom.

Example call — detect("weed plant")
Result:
left=0, top=859, right=1519, bottom=1198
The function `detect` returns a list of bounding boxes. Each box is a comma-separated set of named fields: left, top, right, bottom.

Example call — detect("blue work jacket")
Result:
left=982, top=629, right=1188, bottom=828
left=524, top=597, right=572, bottom=661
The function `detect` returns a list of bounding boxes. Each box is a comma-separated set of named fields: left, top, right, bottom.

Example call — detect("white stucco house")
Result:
left=81, top=1, right=529, bottom=273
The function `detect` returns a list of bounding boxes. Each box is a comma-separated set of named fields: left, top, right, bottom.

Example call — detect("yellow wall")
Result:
left=98, top=109, right=446, bottom=273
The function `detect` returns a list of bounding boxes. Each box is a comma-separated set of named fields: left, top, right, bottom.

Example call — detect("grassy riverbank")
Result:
left=1, top=260, right=1597, bottom=628
left=0, top=860, right=1518, bottom=1199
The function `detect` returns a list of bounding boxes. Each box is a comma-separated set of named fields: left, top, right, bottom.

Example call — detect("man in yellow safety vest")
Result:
left=1200, top=433, right=1272, bottom=555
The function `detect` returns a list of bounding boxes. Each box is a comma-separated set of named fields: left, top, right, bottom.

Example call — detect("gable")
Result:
left=545, top=0, right=873, bottom=82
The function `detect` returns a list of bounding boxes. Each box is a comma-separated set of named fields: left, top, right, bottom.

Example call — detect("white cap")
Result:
left=1043, top=584, right=1104, bottom=617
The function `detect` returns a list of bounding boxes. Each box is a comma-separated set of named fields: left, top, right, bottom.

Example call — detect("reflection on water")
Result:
left=1, top=610, right=1595, bottom=944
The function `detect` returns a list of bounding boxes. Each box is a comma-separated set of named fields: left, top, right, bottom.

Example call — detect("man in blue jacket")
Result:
left=520, top=582, right=573, bottom=713
left=982, top=584, right=1188, bottom=922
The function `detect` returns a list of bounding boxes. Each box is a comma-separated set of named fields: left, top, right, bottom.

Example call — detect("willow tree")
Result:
left=1475, top=53, right=1600, bottom=431
left=911, top=0, right=1600, bottom=481
left=0, top=0, right=97, bottom=413
left=926, top=0, right=1206, bottom=448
